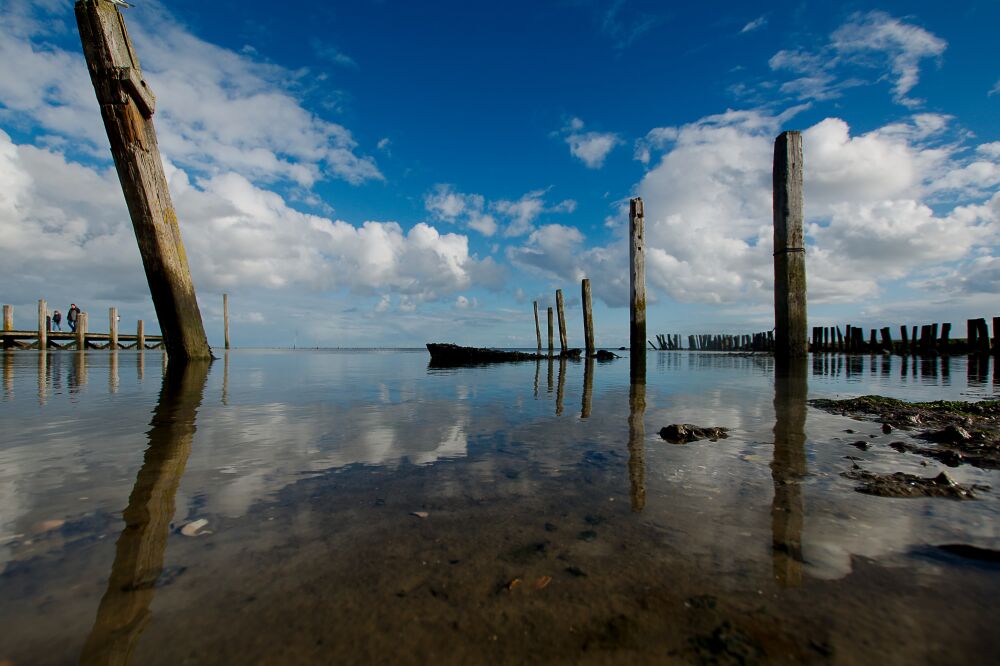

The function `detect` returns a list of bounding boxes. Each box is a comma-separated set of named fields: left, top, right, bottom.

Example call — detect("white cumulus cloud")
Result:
left=561, top=118, right=621, bottom=169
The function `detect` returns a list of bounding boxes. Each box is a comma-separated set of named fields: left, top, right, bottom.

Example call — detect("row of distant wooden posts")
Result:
left=650, top=317, right=1000, bottom=356
left=1, top=295, right=232, bottom=351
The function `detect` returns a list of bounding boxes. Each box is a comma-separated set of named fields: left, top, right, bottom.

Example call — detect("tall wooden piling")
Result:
left=38, top=300, right=47, bottom=351
left=547, top=307, right=554, bottom=356
left=772, top=131, right=807, bottom=359
left=993, top=317, right=1000, bottom=356
left=109, top=307, right=119, bottom=350
left=556, top=289, right=568, bottom=353
left=223, top=293, right=230, bottom=350
left=533, top=301, right=541, bottom=351
left=137, top=320, right=145, bottom=350
left=77, top=312, right=88, bottom=351
left=76, top=1, right=211, bottom=362
left=582, top=279, right=595, bottom=357
left=629, top=198, right=646, bottom=378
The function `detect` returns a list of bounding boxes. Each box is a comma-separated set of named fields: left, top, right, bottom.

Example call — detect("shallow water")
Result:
left=1, top=350, right=998, bottom=664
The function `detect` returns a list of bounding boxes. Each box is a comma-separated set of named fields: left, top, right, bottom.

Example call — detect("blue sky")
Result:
left=1, top=0, right=998, bottom=347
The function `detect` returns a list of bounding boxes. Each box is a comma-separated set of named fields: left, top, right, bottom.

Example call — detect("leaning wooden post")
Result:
left=547, top=307, right=554, bottom=356
left=137, top=320, right=145, bottom=350
left=223, top=293, right=230, bottom=350
left=2, top=305, right=12, bottom=350
left=556, top=289, right=568, bottom=354
left=533, top=301, right=541, bottom=351
left=77, top=312, right=88, bottom=351
left=629, top=198, right=646, bottom=378
left=38, top=300, right=47, bottom=351
left=773, top=131, right=807, bottom=359
left=582, top=278, right=595, bottom=358
left=109, top=307, right=119, bottom=350
left=76, top=1, right=211, bottom=362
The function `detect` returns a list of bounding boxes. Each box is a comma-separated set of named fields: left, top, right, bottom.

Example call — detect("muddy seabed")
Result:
left=1, top=350, right=998, bottom=664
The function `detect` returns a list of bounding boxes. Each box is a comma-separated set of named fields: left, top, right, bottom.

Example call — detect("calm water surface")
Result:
left=1, top=350, right=998, bottom=664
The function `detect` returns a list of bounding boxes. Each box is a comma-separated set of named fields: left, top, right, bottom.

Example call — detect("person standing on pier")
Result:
left=53, top=310, right=62, bottom=331
left=67, top=304, right=80, bottom=332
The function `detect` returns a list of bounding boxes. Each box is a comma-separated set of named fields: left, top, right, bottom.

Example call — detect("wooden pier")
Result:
left=3, top=303, right=163, bottom=351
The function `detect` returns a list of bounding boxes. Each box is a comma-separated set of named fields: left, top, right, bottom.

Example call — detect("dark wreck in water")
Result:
left=426, top=343, right=582, bottom=366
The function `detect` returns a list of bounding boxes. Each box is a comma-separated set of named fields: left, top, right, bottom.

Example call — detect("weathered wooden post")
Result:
left=993, top=317, right=1000, bottom=356
left=223, top=293, right=230, bottom=350
left=3, top=305, right=12, bottom=350
left=773, top=131, right=807, bottom=359
left=38, top=300, right=47, bottom=351
left=137, top=320, right=145, bottom=350
left=975, top=318, right=990, bottom=355
left=77, top=312, right=88, bottom=351
left=547, top=307, right=554, bottom=355
left=582, top=279, right=595, bottom=358
left=629, top=198, right=646, bottom=378
left=109, top=307, right=119, bottom=350
left=880, top=327, right=893, bottom=352
left=76, top=0, right=211, bottom=362
left=533, top=301, right=541, bottom=351
left=556, top=289, right=568, bottom=354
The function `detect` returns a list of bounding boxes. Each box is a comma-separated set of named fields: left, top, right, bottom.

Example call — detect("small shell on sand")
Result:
left=180, top=519, right=210, bottom=536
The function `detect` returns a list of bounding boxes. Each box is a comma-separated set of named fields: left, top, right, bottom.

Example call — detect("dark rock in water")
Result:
left=882, top=422, right=894, bottom=434
left=618, top=346, right=627, bottom=350
left=841, top=468, right=988, bottom=499
left=660, top=424, right=729, bottom=444
left=849, top=440, right=871, bottom=451
left=592, top=349, right=618, bottom=360
left=930, top=424, right=973, bottom=444
left=426, top=343, right=543, bottom=366
left=560, top=348, right=583, bottom=359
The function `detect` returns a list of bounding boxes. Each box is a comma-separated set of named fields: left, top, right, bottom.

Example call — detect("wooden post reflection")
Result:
left=109, top=351, right=120, bottom=394
left=38, top=350, right=48, bottom=405
left=80, top=360, right=210, bottom=665
left=628, top=370, right=646, bottom=512
left=533, top=359, right=540, bottom=399
left=581, top=357, right=594, bottom=418
left=137, top=351, right=145, bottom=382
left=556, top=357, right=567, bottom=415
left=222, top=351, right=230, bottom=406
left=771, top=358, right=808, bottom=587
left=70, top=352, right=88, bottom=394
left=546, top=356, right=554, bottom=394
left=3, top=352, right=13, bottom=398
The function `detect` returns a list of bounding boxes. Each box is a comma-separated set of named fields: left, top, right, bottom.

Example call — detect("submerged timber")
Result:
left=426, top=343, right=581, bottom=366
